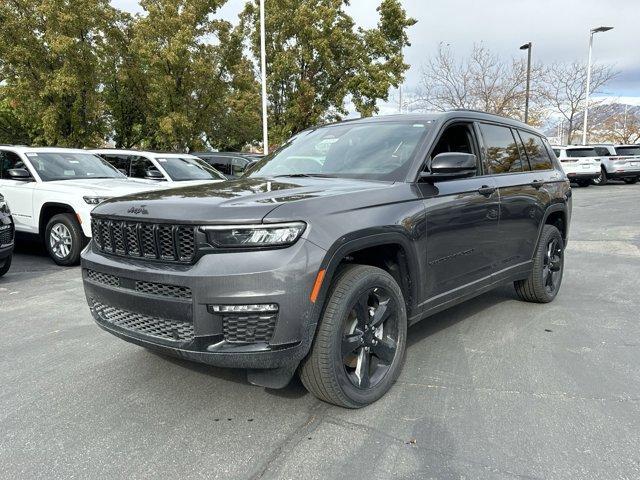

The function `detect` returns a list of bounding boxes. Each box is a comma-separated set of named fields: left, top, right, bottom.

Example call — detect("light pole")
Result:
left=582, top=26, right=613, bottom=145
left=259, top=0, right=269, bottom=155
left=519, top=42, right=532, bottom=124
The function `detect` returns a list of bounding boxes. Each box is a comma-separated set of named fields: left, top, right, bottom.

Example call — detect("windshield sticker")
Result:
left=68, top=160, right=80, bottom=164
left=158, top=159, right=167, bottom=162
left=26, top=152, right=38, bottom=157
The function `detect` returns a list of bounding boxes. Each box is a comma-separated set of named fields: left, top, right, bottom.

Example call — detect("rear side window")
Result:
left=519, top=131, right=552, bottom=170
left=478, top=123, right=523, bottom=174
left=594, top=147, right=612, bottom=157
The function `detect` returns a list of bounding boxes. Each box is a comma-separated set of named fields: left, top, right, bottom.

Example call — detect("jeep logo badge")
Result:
left=127, top=205, right=149, bottom=215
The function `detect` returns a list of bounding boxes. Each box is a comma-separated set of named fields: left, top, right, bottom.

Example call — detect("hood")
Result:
left=92, top=176, right=393, bottom=224
left=42, top=178, right=163, bottom=197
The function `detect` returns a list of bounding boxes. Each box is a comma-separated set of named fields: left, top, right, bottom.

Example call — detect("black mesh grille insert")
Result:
left=92, top=300, right=194, bottom=343
left=91, top=218, right=197, bottom=263
left=0, top=224, right=13, bottom=246
left=135, top=280, right=192, bottom=299
left=86, top=269, right=120, bottom=287
left=222, top=313, right=277, bottom=344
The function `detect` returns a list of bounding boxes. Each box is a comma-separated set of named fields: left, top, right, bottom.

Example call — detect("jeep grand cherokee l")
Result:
left=82, top=112, right=571, bottom=408
left=0, top=193, right=14, bottom=277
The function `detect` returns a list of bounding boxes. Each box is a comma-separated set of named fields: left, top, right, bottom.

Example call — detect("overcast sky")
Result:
left=112, top=0, right=639, bottom=105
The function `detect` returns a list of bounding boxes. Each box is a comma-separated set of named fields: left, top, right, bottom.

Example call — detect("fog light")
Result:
left=207, top=304, right=279, bottom=314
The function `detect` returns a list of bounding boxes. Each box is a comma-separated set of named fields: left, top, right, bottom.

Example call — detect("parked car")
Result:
left=0, top=193, right=14, bottom=277
left=0, top=147, right=166, bottom=266
left=192, top=152, right=258, bottom=178
left=551, top=146, right=601, bottom=187
left=92, top=150, right=227, bottom=185
left=82, top=111, right=571, bottom=408
left=591, top=144, right=640, bottom=184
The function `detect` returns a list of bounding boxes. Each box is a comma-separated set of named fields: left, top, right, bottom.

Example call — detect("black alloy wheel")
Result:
left=542, top=236, right=563, bottom=295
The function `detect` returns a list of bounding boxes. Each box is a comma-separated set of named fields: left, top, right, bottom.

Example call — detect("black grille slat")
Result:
left=91, top=218, right=196, bottom=263
left=86, top=269, right=120, bottom=287
left=0, top=224, right=13, bottom=246
left=92, top=300, right=194, bottom=343
left=222, top=314, right=277, bottom=344
left=135, top=280, right=192, bottom=299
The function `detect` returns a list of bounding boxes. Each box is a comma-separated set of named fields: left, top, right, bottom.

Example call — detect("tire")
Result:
left=575, top=179, right=590, bottom=187
left=623, top=177, right=638, bottom=184
left=0, top=255, right=11, bottom=277
left=44, top=213, right=86, bottom=266
left=514, top=225, right=565, bottom=303
left=299, top=265, right=407, bottom=408
left=593, top=168, right=607, bottom=185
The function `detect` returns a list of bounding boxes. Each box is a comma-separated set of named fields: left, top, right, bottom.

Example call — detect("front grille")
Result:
left=222, top=313, right=277, bottom=344
left=135, top=280, right=192, bottom=299
left=91, top=218, right=197, bottom=263
left=86, top=269, right=119, bottom=287
left=92, top=300, right=194, bottom=343
left=0, top=224, right=13, bottom=246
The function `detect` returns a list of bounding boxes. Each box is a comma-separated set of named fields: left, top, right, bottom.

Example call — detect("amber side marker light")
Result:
left=310, top=269, right=326, bottom=303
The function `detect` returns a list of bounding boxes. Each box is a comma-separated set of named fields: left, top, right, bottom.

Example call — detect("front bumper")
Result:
left=0, top=217, right=14, bottom=260
left=81, top=239, right=326, bottom=369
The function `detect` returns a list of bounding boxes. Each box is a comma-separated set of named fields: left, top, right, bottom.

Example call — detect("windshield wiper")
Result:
left=272, top=173, right=335, bottom=178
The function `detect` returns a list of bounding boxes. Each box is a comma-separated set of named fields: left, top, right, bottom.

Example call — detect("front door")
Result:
left=0, top=150, right=37, bottom=233
left=418, top=122, right=501, bottom=300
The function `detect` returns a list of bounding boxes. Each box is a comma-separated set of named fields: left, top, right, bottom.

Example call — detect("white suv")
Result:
left=0, top=146, right=165, bottom=265
left=592, top=144, right=640, bottom=185
left=551, top=146, right=602, bottom=187
left=91, top=150, right=227, bottom=186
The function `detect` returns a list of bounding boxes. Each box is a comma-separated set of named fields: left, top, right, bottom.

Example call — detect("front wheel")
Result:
left=623, top=177, right=638, bottom=184
left=514, top=225, right=565, bottom=303
left=299, top=265, right=407, bottom=408
left=45, top=213, right=86, bottom=266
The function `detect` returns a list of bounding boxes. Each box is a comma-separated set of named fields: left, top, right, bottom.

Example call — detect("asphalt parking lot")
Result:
left=1, top=183, right=639, bottom=480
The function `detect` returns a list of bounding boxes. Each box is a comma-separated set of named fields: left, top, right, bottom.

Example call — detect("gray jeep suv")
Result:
left=82, top=111, right=571, bottom=408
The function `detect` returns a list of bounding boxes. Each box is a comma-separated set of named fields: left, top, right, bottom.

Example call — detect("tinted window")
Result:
left=100, top=154, right=132, bottom=175
left=566, top=148, right=597, bottom=158
left=131, top=157, right=160, bottom=179
left=615, top=146, right=640, bottom=156
left=157, top=157, right=226, bottom=181
left=594, top=147, right=612, bottom=157
left=519, top=132, right=552, bottom=170
left=553, top=149, right=561, bottom=157
left=479, top=124, right=523, bottom=174
left=24, top=152, right=124, bottom=181
left=249, top=121, right=430, bottom=181
left=210, top=156, right=231, bottom=175
left=0, top=151, right=28, bottom=179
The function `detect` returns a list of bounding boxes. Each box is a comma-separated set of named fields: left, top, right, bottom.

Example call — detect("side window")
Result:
left=478, top=123, right=523, bottom=174
left=519, top=131, right=552, bottom=170
left=130, top=157, right=159, bottom=179
left=553, top=149, right=561, bottom=158
left=230, top=157, right=248, bottom=176
left=0, top=151, right=28, bottom=179
left=513, top=130, right=531, bottom=171
left=101, top=154, right=131, bottom=175
left=428, top=123, right=479, bottom=174
left=594, top=147, right=610, bottom=157
left=212, top=157, right=231, bottom=175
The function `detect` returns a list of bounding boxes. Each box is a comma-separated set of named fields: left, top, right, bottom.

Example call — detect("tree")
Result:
left=0, top=0, right=111, bottom=146
left=587, top=104, right=640, bottom=144
left=239, top=0, right=416, bottom=145
left=540, top=61, right=617, bottom=144
left=415, top=44, right=546, bottom=126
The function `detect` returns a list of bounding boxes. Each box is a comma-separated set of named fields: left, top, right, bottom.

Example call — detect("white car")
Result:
left=91, top=150, right=227, bottom=186
left=0, top=146, right=166, bottom=265
left=591, top=144, right=640, bottom=185
left=551, top=146, right=602, bottom=187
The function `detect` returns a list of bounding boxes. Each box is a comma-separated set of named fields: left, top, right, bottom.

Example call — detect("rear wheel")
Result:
left=623, top=177, right=638, bottom=184
left=514, top=225, right=564, bottom=303
left=593, top=168, right=608, bottom=185
left=45, top=213, right=86, bottom=266
left=299, top=265, right=407, bottom=408
left=0, top=255, right=11, bottom=277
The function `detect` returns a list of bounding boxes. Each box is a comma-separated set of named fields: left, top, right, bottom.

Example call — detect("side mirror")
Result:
left=420, top=153, right=477, bottom=181
left=7, top=168, right=33, bottom=181
left=145, top=169, right=165, bottom=180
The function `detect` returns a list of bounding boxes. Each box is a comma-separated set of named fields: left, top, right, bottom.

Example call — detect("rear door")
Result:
left=477, top=124, right=549, bottom=271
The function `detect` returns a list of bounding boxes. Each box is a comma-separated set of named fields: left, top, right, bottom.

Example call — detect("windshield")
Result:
left=248, top=121, right=430, bottom=181
left=566, top=148, right=597, bottom=158
left=615, top=146, right=640, bottom=156
left=25, top=152, right=125, bottom=181
left=156, top=157, right=226, bottom=181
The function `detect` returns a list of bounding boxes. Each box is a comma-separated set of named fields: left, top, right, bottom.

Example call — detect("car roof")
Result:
left=91, top=149, right=199, bottom=159
left=192, top=152, right=252, bottom=157
left=1, top=146, right=95, bottom=155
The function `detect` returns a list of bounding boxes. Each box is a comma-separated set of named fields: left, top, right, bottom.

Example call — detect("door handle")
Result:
left=478, top=185, right=496, bottom=197
left=531, top=180, right=544, bottom=189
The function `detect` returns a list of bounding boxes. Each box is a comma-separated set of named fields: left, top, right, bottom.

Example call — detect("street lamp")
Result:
left=582, top=26, right=613, bottom=145
left=519, top=42, right=532, bottom=124
left=259, top=0, right=269, bottom=155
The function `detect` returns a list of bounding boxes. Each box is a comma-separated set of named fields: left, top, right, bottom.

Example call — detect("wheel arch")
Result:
left=39, top=202, right=77, bottom=237
left=535, top=204, right=568, bottom=253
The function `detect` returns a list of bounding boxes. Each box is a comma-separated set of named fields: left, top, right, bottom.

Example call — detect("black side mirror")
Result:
left=420, top=153, right=477, bottom=181
left=7, top=168, right=33, bottom=181
left=145, top=169, right=165, bottom=180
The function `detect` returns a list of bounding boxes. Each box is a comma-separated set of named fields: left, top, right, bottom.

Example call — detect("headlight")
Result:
left=203, top=222, right=306, bottom=248
left=83, top=196, right=110, bottom=205
left=0, top=199, right=9, bottom=214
